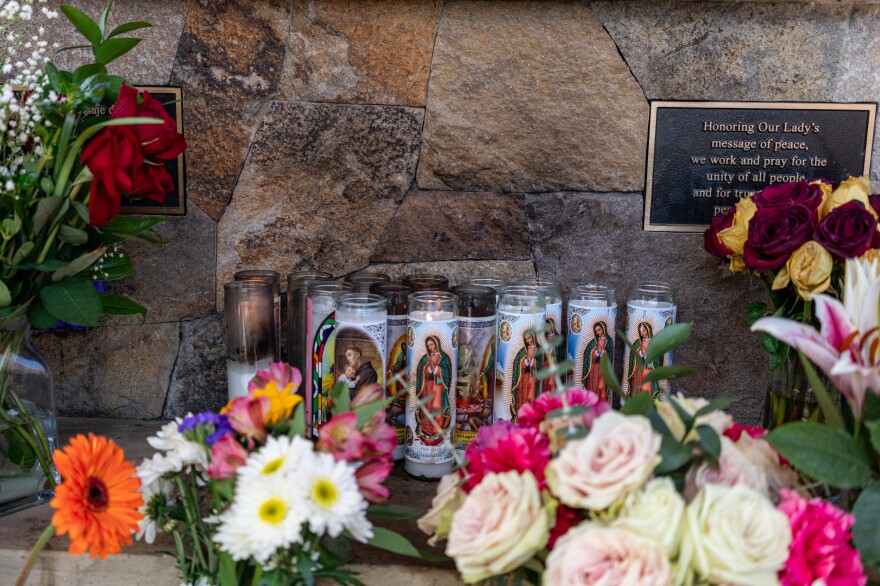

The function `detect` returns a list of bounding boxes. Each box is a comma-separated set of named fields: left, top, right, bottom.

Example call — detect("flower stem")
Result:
left=15, top=524, right=55, bottom=586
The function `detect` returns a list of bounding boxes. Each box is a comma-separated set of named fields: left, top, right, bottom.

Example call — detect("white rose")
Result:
left=735, top=433, right=798, bottom=494
left=446, top=471, right=553, bottom=583
left=678, top=483, right=791, bottom=586
left=544, top=522, right=670, bottom=586
left=547, top=411, right=660, bottom=510
left=417, top=472, right=465, bottom=545
left=612, top=477, right=685, bottom=557
left=657, top=393, right=733, bottom=442
left=685, top=436, right=769, bottom=499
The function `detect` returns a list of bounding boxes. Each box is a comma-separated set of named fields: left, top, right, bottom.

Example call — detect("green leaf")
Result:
left=762, top=332, right=779, bottom=354
left=72, top=201, right=90, bottom=224
left=747, top=301, right=768, bottom=326
left=44, top=61, right=66, bottom=93
left=353, top=396, right=394, bottom=427
left=60, top=5, right=102, bottom=46
left=26, top=300, right=58, bottom=330
left=108, top=21, right=152, bottom=38
left=97, top=0, right=113, bottom=35
left=365, top=527, right=445, bottom=562
left=866, top=420, right=880, bottom=455
left=94, top=37, right=140, bottom=65
left=368, top=504, right=423, bottom=520
left=0, top=279, right=10, bottom=308
left=645, top=323, right=692, bottom=364
left=33, top=196, right=63, bottom=235
left=290, top=403, right=306, bottom=437
left=40, top=176, right=54, bottom=195
left=58, top=224, right=88, bottom=245
left=621, top=392, right=652, bottom=416
left=766, top=422, right=872, bottom=488
left=696, top=425, right=721, bottom=461
left=641, top=365, right=696, bottom=384
left=11, top=241, right=35, bottom=266
left=768, top=342, right=789, bottom=371
left=72, top=62, right=106, bottom=84
left=546, top=404, right=592, bottom=420
left=853, top=481, right=880, bottom=566
left=217, top=551, right=237, bottom=586
left=600, top=353, right=623, bottom=399
left=7, top=429, right=37, bottom=469
left=100, top=294, right=146, bottom=318
left=320, top=534, right=353, bottom=564
left=668, top=396, right=695, bottom=431
left=51, top=249, right=106, bottom=282
left=692, top=397, right=733, bottom=419
left=798, top=350, right=844, bottom=430
left=40, top=277, right=102, bottom=327
left=654, top=435, right=693, bottom=475
left=89, top=251, right=133, bottom=281
left=331, top=382, right=350, bottom=416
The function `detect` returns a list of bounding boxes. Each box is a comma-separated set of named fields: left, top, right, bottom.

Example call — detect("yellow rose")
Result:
left=717, top=197, right=757, bottom=255
left=784, top=241, right=832, bottom=299
left=810, top=179, right=833, bottom=211
left=728, top=257, right=747, bottom=274
left=821, top=176, right=875, bottom=220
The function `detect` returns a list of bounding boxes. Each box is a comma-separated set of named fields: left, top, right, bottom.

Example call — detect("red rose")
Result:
left=814, top=200, right=878, bottom=259
left=80, top=125, right=143, bottom=227
left=114, top=84, right=186, bottom=161
left=869, top=194, right=880, bottom=218
left=753, top=180, right=824, bottom=216
left=130, top=163, right=174, bottom=202
left=743, top=204, right=813, bottom=272
left=704, top=206, right=735, bottom=258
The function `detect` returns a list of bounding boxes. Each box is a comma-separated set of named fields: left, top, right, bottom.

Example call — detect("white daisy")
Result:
left=147, top=419, right=208, bottom=471
left=136, top=476, right=173, bottom=544
left=136, top=452, right=176, bottom=488
left=297, top=452, right=373, bottom=542
left=213, top=474, right=306, bottom=563
left=237, top=435, right=312, bottom=481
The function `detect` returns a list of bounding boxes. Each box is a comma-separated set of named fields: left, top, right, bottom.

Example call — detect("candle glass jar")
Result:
left=234, top=270, right=281, bottom=361
left=344, top=272, right=391, bottom=293
left=568, top=284, right=617, bottom=406
left=622, top=282, right=676, bottom=401
left=513, top=278, right=563, bottom=394
left=224, top=281, right=276, bottom=401
left=495, top=287, right=546, bottom=423
left=403, top=273, right=449, bottom=292
left=286, top=270, right=332, bottom=385
left=405, top=291, right=458, bottom=479
left=371, top=282, right=415, bottom=460
left=451, top=285, right=496, bottom=453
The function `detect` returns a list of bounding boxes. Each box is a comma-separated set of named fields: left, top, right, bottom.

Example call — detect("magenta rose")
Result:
left=743, top=204, right=814, bottom=272
left=462, top=424, right=551, bottom=492
left=753, top=180, right=824, bottom=215
left=704, top=206, right=736, bottom=258
left=869, top=194, right=880, bottom=218
left=814, top=200, right=878, bottom=259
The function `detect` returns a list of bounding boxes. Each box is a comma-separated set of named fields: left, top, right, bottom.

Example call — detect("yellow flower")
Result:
left=820, top=176, right=875, bottom=220
left=810, top=179, right=833, bottom=211
left=782, top=241, right=833, bottom=300
left=729, top=257, right=747, bottom=274
left=718, top=197, right=757, bottom=255
left=252, top=381, right=302, bottom=425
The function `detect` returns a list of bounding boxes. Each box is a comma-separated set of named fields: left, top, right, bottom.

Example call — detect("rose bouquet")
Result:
left=704, top=177, right=879, bottom=424
left=420, top=329, right=869, bottom=585
left=0, top=0, right=185, bottom=505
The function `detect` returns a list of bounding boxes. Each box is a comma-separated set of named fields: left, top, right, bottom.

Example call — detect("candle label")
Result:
left=406, top=318, right=458, bottom=465
left=333, top=318, right=387, bottom=422
left=541, top=301, right=563, bottom=394
left=568, top=303, right=618, bottom=404
left=495, top=309, right=546, bottom=423
left=453, top=315, right=497, bottom=450
left=311, top=310, right=337, bottom=438
left=622, top=304, right=677, bottom=401
left=385, top=316, right=409, bottom=448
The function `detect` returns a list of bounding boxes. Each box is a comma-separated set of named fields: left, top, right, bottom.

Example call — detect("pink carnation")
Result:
left=724, top=422, right=768, bottom=441
left=778, top=489, right=866, bottom=586
left=462, top=423, right=551, bottom=492
left=548, top=504, right=582, bottom=551
left=516, top=387, right=609, bottom=429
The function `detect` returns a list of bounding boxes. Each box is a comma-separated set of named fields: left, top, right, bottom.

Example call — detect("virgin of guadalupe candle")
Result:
left=622, top=282, right=676, bottom=401
left=334, top=294, right=387, bottom=411
left=224, top=281, right=276, bottom=401
left=495, top=287, right=546, bottom=423
left=513, top=278, right=563, bottom=393
left=286, top=270, right=331, bottom=379
left=344, top=272, right=390, bottom=293
left=405, top=291, right=458, bottom=479
left=234, top=270, right=281, bottom=361
left=307, top=281, right=353, bottom=436
left=403, top=273, right=449, bottom=292
left=371, top=281, right=415, bottom=460
left=568, top=284, right=617, bottom=405
left=451, top=285, right=496, bottom=452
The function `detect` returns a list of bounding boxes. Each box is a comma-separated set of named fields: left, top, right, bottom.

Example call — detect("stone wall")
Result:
left=32, top=0, right=880, bottom=424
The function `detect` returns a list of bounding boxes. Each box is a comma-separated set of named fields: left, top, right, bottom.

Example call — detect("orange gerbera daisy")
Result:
left=50, top=433, right=143, bottom=559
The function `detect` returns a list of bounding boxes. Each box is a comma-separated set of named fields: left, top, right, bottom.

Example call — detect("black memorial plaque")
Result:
left=644, top=101, right=876, bottom=232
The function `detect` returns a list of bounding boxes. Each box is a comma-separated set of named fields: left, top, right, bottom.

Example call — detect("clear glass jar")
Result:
left=224, top=281, right=276, bottom=401
left=568, top=284, right=617, bottom=405
left=495, top=287, right=546, bottom=423
left=344, top=272, right=390, bottom=293
left=333, top=293, right=387, bottom=408
left=514, top=278, right=563, bottom=394
left=623, top=282, right=676, bottom=401
left=307, top=282, right=353, bottom=437
left=405, top=291, right=458, bottom=479
left=286, top=270, right=332, bottom=380
left=403, top=273, right=449, bottom=292
left=234, top=270, right=281, bottom=361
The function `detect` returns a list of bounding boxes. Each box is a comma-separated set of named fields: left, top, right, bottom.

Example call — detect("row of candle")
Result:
left=222, top=271, right=677, bottom=479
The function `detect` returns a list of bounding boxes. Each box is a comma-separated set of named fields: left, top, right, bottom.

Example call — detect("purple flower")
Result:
left=814, top=201, right=878, bottom=259
left=179, top=412, right=232, bottom=446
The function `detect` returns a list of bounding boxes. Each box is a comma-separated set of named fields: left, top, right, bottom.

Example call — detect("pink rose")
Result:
left=544, top=523, right=671, bottom=586
left=206, top=435, right=248, bottom=480
left=418, top=473, right=466, bottom=545
left=685, top=436, right=769, bottom=499
left=778, top=489, right=866, bottom=586
left=735, top=433, right=798, bottom=493
left=547, top=411, right=660, bottom=510
left=462, top=423, right=551, bottom=492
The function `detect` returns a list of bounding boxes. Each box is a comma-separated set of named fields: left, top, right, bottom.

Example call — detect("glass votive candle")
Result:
left=568, top=284, right=617, bottom=405
left=403, top=273, right=450, bottom=292
left=495, top=287, right=546, bottom=423
left=344, top=272, right=391, bottom=293
left=451, top=284, right=497, bottom=453
left=234, top=270, right=281, bottom=361
left=371, top=281, right=415, bottom=460
left=623, top=282, right=676, bottom=401
left=224, top=280, right=276, bottom=401
left=513, top=278, right=564, bottom=393
left=461, top=275, right=507, bottom=303
left=286, top=270, right=332, bottom=386
left=405, top=291, right=458, bottom=479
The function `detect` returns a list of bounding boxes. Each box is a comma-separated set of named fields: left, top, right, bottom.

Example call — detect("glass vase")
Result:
left=761, top=353, right=831, bottom=429
left=0, top=318, right=59, bottom=516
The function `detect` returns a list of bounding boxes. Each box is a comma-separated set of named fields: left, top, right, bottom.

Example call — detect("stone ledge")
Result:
left=0, top=418, right=459, bottom=586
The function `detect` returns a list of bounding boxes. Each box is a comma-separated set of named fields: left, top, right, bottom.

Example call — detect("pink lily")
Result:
left=207, top=434, right=248, bottom=480
left=752, top=258, right=880, bottom=417
left=224, top=395, right=270, bottom=447
left=317, top=412, right=367, bottom=461
left=355, top=458, right=393, bottom=503
left=248, top=361, right=303, bottom=394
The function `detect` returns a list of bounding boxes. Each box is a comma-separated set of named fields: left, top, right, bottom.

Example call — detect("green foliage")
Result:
left=366, top=527, right=445, bottom=562
left=853, top=481, right=880, bottom=566
left=40, top=277, right=102, bottom=327
left=60, top=2, right=150, bottom=65
left=367, top=503, right=423, bottom=519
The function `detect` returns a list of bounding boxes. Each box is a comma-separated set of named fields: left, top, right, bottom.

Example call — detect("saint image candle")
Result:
left=403, top=273, right=450, bottom=292
left=344, top=272, right=390, bottom=293
left=224, top=281, right=276, bottom=401
left=371, top=281, right=415, bottom=460
left=567, top=284, right=617, bottom=405
left=451, top=284, right=496, bottom=453
left=234, top=270, right=281, bottom=361
left=494, top=287, right=546, bottom=423
left=307, top=281, right=353, bottom=436
left=286, top=270, right=332, bottom=396
left=622, top=282, right=676, bottom=401
left=405, top=291, right=458, bottom=479
left=513, top=278, right=564, bottom=394
left=333, top=293, right=387, bottom=414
